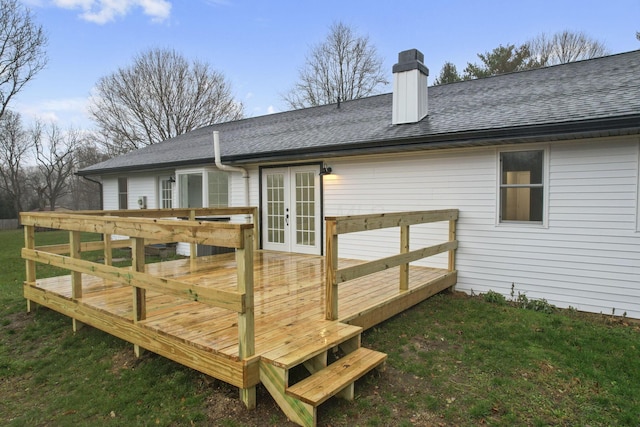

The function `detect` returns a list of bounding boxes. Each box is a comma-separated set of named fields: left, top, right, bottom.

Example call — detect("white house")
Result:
left=79, top=49, right=640, bottom=318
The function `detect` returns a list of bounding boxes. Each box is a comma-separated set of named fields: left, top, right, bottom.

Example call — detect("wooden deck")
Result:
left=21, top=207, right=458, bottom=427
left=27, top=250, right=454, bottom=356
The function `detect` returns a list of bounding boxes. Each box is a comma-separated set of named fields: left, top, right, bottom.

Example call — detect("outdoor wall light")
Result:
left=319, top=164, right=333, bottom=176
left=168, top=175, right=176, bottom=183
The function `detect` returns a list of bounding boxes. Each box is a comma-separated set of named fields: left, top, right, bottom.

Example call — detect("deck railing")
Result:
left=324, top=209, right=459, bottom=320
left=20, top=207, right=257, bottom=364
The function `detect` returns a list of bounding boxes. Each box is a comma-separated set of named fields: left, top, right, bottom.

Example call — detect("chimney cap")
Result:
left=393, top=48, right=429, bottom=75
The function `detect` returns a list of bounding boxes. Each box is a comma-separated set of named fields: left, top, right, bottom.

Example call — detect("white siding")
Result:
left=102, top=177, right=118, bottom=210
left=100, top=136, right=640, bottom=318
left=128, top=175, right=157, bottom=209
left=321, top=137, right=640, bottom=318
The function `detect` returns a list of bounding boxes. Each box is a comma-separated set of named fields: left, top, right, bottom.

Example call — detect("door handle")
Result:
left=285, top=208, right=289, bottom=226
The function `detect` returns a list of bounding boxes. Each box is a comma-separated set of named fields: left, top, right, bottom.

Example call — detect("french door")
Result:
left=262, top=166, right=321, bottom=255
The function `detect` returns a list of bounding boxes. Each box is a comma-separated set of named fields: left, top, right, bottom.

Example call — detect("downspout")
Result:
left=213, top=130, right=249, bottom=207
left=81, top=175, right=103, bottom=210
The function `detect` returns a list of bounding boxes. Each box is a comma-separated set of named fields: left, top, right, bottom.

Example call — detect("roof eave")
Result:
left=77, top=114, right=640, bottom=175
left=227, top=115, right=640, bottom=164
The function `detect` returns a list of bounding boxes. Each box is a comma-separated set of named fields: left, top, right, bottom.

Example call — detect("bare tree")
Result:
left=527, top=30, right=609, bottom=66
left=89, top=48, right=244, bottom=155
left=0, top=110, right=31, bottom=214
left=32, top=122, right=80, bottom=210
left=0, top=0, right=47, bottom=121
left=283, top=22, right=388, bottom=109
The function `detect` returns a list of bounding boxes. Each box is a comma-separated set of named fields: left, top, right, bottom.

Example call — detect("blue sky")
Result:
left=15, top=0, right=640, bottom=131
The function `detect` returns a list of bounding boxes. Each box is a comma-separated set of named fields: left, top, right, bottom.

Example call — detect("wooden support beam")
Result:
left=132, top=236, right=146, bottom=357
left=400, top=224, right=409, bottom=291
left=250, top=207, right=260, bottom=251
left=104, top=213, right=113, bottom=266
left=24, top=225, right=36, bottom=313
left=69, top=231, right=82, bottom=299
left=104, top=236, right=113, bottom=266
left=237, top=227, right=256, bottom=408
left=131, top=237, right=146, bottom=323
left=325, top=219, right=338, bottom=321
left=189, top=209, right=197, bottom=264
left=24, top=225, right=36, bottom=283
left=69, top=230, right=84, bottom=331
left=448, top=219, right=457, bottom=273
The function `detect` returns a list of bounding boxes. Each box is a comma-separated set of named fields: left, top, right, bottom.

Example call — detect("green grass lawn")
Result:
left=1, top=228, right=639, bottom=426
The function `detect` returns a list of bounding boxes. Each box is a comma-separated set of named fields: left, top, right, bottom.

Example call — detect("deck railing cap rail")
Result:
left=326, top=209, right=459, bottom=235
left=20, top=212, right=253, bottom=249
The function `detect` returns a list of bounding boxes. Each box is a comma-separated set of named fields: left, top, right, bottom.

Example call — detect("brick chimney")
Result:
left=392, top=49, right=429, bottom=125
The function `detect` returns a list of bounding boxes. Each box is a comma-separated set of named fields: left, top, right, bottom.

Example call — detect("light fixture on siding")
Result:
left=168, top=175, right=176, bottom=183
left=319, top=163, right=332, bottom=176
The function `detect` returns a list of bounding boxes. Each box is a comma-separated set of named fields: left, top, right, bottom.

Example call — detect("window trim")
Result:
left=496, top=146, right=549, bottom=228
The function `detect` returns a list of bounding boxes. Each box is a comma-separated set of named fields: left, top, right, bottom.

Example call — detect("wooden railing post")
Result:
left=24, top=224, right=37, bottom=313
left=104, top=236, right=113, bottom=265
left=325, top=218, right=338, bottom=320
left=132, top=237, right=146, bottom=356
left=189, top=209, right=197, bottom=263
left=104, top=213, right=112, bottom=266
left=448, top=219, right=457, bottom=273
left=237, top=227, right=256, bottom=409
left=69, top=231, right=82, bottom=298
left=400, top=224, right=409, bottom=291
left=69, top=230, right=84, bottom=331
left=251, top=207, right=259, bottom=251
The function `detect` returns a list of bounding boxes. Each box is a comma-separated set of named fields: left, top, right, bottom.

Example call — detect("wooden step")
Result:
left=261, top=321, right=363, bottom=369
left=286, top=347, right=387, bottom=406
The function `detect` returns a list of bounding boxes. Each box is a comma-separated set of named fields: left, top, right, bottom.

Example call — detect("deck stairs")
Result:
left=259, top=320, right=387, bottom=427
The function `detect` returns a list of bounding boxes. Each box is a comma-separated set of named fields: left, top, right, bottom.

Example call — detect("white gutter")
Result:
left=213, top=130, right=250, bottom=207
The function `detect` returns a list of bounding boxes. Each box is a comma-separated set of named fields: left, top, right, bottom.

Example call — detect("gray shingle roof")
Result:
left=79, top=50, right=640, bottom=176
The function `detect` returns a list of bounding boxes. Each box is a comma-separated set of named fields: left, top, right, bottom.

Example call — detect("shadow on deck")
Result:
left=20, top=208, right=458, bottom=427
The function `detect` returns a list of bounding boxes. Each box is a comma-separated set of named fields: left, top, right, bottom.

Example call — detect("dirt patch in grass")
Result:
left=110, top=347, right=144, bottom=374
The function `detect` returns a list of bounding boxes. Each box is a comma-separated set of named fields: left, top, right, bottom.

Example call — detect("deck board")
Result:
left=29, top=250, right=453, bottom=375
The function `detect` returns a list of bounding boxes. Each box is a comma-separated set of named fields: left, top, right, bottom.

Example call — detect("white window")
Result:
left=499, top=150, right=545, bottom=223
left=177, top=168, right=229, bottom=209
left=118, top=177, right=128, bottom=209
left=160, top=178, right=173, bottom=209
left=208, top=171, right=229, bottom=207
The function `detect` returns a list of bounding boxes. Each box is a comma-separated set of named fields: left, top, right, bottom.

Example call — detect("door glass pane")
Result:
left=179, top=173, right=203, bottom=208
left=160, top=179, right=172, bottom=209
left=295, top=171, right=315, bottom=247
left=266, top=173, right=285, bottom=244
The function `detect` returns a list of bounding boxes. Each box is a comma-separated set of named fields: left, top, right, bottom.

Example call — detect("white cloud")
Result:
left=15, top=97, right=93, bottom=129
left=266, top=105, right=277, bottom=114
left=52, top=0, right=171, bottom=24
